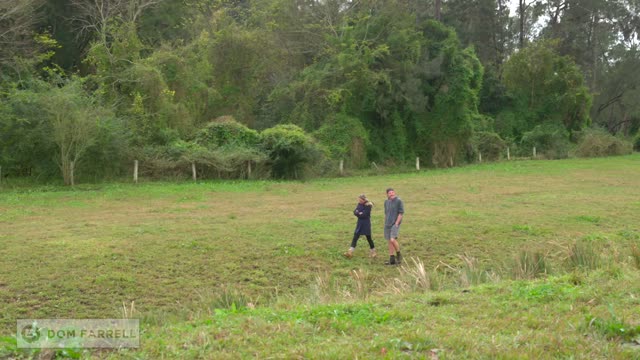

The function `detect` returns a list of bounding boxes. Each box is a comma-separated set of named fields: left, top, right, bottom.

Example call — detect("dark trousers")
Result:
left=351, top=234, right=375, bottom=249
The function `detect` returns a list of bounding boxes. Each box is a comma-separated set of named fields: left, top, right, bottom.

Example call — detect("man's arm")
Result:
left=395, top=199, right=404, bottom=225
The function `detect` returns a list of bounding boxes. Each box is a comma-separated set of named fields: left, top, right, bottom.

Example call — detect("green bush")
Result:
left=314, top=113, right=370, bottom=168
left=520, top=123, right=570, bottom=159
left=574, top=128, right=633, bottom=158
left=633, top=133, right=640, bottom=152
left=80, top=115, right=130, bottom=181
left=261, top=124, right=321, bottom=179
left=191, top=117, right=268, bottom=178
left=468, top=131, right=506, bottom=162
left=195, top=116, right=260, bottom=148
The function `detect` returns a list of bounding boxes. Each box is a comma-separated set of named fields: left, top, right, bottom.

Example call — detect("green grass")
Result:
left=2, top=155, right=640, bottom=358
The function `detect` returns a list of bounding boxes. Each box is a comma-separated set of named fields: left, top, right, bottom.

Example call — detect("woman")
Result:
left=343, top=194, right=377, bottom=258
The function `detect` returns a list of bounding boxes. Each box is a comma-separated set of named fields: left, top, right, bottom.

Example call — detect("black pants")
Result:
left=351, top=234, right=375, bottom=249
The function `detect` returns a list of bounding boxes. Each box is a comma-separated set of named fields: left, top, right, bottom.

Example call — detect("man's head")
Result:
left=386, top=188, right=396, bottom=200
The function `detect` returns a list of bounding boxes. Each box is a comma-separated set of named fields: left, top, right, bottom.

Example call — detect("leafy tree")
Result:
left=590, top=46, right=640, bottom=136
left=41, top=79, right=113, bottom=185
left=418, top=30, right=484, bottom=167
left=500, top=40, right=591, bottom=138
left=268, top=3, right=484, bottom=166
left=443, top=0, right=511, bottom=68
left=314, top=113, right=370, bottom=168
left=0, top=81, right=56, bottom=177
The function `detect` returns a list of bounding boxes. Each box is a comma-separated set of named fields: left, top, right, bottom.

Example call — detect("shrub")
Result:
left=574, top=128, right=633, bottom=158
left=192, top=117, right=268, bottom=178
left=468, top=131, right=506, bottom=162
left=314, top=113, right=370, bottom=168
left=519, top=123, right=570, bottom=159
left=195, top=116, right=260, bottom=148
left=261, top=124, right=322, bottom=179
left=632, top=132, right=640, bottom=152
left=80, top=115, right=130, bottom=181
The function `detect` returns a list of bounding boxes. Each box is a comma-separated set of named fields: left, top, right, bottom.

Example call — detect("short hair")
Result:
left=386, top=188, right=394, bottom=194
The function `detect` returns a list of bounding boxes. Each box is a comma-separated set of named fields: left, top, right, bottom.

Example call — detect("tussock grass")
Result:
left=458, top=254, right=498, bottom=287
left=567, top=240, right=602, bottom=270
left=511, top=250, right=551, bottom=279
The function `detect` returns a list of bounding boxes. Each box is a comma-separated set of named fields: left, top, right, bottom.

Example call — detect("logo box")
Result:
left=17, top=319, right=139, bottom=348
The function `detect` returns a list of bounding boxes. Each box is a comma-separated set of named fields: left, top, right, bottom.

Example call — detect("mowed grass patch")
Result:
left=1, top=155, right=640, bottom=354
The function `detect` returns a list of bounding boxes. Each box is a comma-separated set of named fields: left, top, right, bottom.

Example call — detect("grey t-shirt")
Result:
left=384, top=197, right=404, bottom=227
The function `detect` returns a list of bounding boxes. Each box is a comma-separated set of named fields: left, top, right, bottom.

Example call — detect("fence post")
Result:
left=507, top=147, right=510, bottom=160
left=533, top=147, right=537, bottom=158
left=134, top=160, right=139, bottom=184
left=192, top=162, right=197, bottom=181
left=247, top=161, right=252, bottom=179
left=416, top=157, right=420, bottom=171
left=339, top=159, right=344, bottom=176
left=0, top=165, right=2, bottom=185
left=478, top=152, right=482, bottom=163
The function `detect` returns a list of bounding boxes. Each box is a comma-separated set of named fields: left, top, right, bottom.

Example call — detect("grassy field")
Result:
left=1, top=155, right=640, bottom=359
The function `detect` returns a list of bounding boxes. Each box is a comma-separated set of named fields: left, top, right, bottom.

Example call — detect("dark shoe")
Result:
left=396, top=253, right=402, bottom=264
left=384, top=255, right=397, bottom=266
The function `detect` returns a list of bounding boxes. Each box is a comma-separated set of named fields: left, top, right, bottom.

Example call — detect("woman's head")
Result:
left=358, top=194, right=373, bottom=206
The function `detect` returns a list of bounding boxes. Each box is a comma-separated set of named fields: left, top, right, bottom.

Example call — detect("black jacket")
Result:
left=353, top=203, right=372, bottom=236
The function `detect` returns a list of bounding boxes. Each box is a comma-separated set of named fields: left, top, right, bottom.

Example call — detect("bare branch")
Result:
left=0, top=0, right=45, bottom=64
left=68, top=0, right=163, bottom=37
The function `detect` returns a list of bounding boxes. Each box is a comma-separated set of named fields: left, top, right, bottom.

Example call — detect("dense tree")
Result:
left=1, top=0, right=635, bottom=184
left=500, top=40, right=591, bottom=138
left=443, top=0, right=511, bottom=68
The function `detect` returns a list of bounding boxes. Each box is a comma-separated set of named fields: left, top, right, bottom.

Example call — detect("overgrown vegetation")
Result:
left=2, top=1, right=639, bottom=185
left=574, top=128, right=633, bottom=158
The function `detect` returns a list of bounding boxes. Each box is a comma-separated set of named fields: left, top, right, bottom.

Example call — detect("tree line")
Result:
left=1, top=0, right=639, bottom=184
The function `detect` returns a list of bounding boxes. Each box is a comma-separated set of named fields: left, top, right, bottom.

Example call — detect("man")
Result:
left=383, top=188, right=404, bottom=265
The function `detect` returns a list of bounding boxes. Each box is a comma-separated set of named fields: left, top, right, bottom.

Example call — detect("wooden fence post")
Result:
left=134, top=160, right=138, bottom=184
left=478, top=152, right=482, bottom=163
left=416, top=157, right=420, bottom=170
left=533, top=147, right=537, bottom=158
left=507, top=147, right=510, bottom=160
left=247, top=161, right=252, bottom=178
left=339, top=159, right=344, bottom=175
left=191, top=162, right=197, bottom=181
